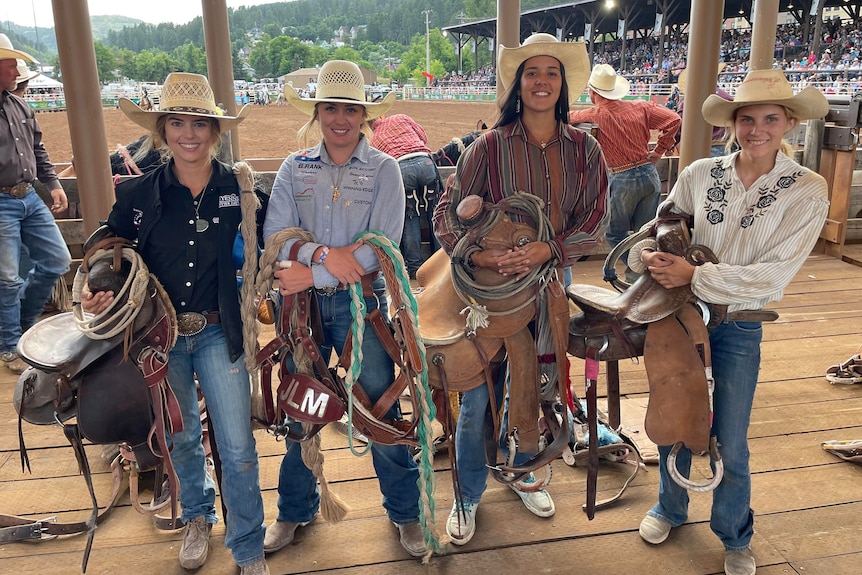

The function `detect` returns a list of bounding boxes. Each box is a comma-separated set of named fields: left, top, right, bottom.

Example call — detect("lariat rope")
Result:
left=254, top=226, right=349, bottom=523
left=351, top=230, right=447, bottom=559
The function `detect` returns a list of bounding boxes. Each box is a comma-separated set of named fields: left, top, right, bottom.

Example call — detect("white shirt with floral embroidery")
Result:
left=668, top=151, right=829, bottom=312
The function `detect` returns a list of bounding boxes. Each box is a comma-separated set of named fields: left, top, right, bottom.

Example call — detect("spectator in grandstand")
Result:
left=370, top=113, right=442, bottom=278
left=636, top=68, right=830, bottom=575
left=434, top=32, right=608, bottom=547
left=569, top=64, right=679, bottom=262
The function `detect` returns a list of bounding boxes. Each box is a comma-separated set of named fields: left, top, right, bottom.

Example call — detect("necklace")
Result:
left=193, top=187, right=209, bottom=232
left=329, top=163, right=346, bottom=202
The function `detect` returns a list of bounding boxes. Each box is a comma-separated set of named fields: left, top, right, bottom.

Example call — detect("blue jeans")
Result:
left=167, top=324, right=265, bottom=567
left=606, top=163, right=661, bottom=248
left=275, top=280, right=421, bottom=525
left=0, top=186, right=71, bottom=352
left=399, top=155, right=440, bottom=275
left=647, top=320, right=762, bottom=551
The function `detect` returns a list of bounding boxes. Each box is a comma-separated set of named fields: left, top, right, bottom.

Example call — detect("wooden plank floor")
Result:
left=2, top=254, right=862, bottom=575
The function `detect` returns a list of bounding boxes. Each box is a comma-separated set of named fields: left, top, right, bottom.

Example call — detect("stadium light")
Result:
left=604, top=0, right=615, bottom=9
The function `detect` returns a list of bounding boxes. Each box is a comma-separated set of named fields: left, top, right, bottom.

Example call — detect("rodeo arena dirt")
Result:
left=4, top=17, right=862, bottom=575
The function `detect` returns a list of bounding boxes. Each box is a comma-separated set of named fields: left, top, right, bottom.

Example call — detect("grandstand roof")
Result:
left=442, top=0, right=859, bottom=44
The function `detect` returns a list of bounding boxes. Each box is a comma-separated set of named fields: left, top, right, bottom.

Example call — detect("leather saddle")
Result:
left=566, top=203, right=723, bottom=511
left=417, top=193, right=570, bottom=488
left=7, top=236, right=181, bottom=571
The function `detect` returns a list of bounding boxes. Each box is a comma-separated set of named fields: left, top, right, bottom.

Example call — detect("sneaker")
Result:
left=724, top=548, right=756, bottom=575
left=639, top=514, right=672, bottom=545
left=178, top=516, right=212, bottom=569
left=239, top=559, right=270, bottom=575
left=445, top=501, right=478, bottom=545
left=1, top=351, right=27, bottom=374
left=395, top=522, right=427, bottom=557
left=263, top=519, right=311, bottom=554
left=509, top=474, right=555, bottom=518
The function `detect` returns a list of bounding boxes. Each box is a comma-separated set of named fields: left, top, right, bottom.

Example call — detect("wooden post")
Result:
left=496, top=0, right=520, bottom=97
left=802, top=118, right=824, bottom=173
left=815, top=145, right=856, bottom=258
left=52, top=0, right=114, bottom=234
left=202, top=0, right=240, bottom=162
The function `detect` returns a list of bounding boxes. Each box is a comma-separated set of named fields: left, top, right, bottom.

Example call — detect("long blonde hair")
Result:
left=725, top=105, right=796, bottom=157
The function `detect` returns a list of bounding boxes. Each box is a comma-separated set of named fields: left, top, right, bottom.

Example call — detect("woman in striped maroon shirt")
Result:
left=433, top=32, right=609, bottom=546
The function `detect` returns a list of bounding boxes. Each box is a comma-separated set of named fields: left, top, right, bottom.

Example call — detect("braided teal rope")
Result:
left=343, top=283, right=371, bottom=457
left=353, top=230, right=447, bottom=558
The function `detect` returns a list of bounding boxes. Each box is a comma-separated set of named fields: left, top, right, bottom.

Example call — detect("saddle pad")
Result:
left=17, top=312, right=119, bottom=373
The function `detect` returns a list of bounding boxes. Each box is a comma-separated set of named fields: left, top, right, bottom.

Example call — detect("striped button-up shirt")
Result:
left=433, top=119, right=608, bottom=268
left=569, top=99, right=680, bottom=168
left=669, top=152, right=829, bottom=312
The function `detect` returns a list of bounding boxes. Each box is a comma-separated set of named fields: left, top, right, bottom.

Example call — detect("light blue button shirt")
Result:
left=264, top=135, right=405, bottom=289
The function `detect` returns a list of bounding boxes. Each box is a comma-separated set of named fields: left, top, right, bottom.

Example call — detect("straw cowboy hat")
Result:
left=677, top=62, right=726, bottom=95
left=586, top=64, right=630, bottom=100
left=0, top=33, right=37, bottom=63
left=285, top=60, right=395, bottom=119
left=497, top=33, right=590, bottom=102
left=702, top=69, right=829, bottom=126
left=119, top=72, right=250, bottom=133
left=15, top=59, right=40, bottom=85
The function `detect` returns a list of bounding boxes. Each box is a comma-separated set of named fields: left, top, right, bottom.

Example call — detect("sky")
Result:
left=2, top=1, right=289, bottom=28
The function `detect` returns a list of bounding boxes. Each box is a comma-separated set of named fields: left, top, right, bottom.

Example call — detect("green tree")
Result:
left=93, top=41, right=118, bottom=83
left=135, top=50, right=180, bottom=83
left=173, top=42, right=207, bottom=75
left=115, top=48, right=138, bottom=81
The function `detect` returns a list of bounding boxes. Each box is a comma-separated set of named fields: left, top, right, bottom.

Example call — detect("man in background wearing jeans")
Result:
left=0, top=35, right=71, bottom=373
left=569, top=64, right=680, bottom=263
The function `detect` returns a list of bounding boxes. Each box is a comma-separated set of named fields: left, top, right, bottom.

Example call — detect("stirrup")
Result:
left=667, top=437, right=724, bottom=492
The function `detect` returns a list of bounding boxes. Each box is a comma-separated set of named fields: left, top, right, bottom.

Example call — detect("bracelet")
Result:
left=318, top=246, right=330, bottom=265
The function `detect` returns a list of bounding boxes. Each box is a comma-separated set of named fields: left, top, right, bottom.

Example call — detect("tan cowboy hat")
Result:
left=702, top=69, right=829, bottom=126
left=0, top=33, right=37, bottom=63
left=118, top=72, right=250, bottom=133
left=587, top=64, right=629, bottom=100
left=677, top=62, right=726, bottom=95
left=285, top=60, right=395, bottom=119
left=497, top=33, right=590, bottom=102
left=15, top=59, right=40, bottom=85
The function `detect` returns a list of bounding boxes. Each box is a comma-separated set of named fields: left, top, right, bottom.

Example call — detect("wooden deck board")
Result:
left=2, top=254, right=862, bottom=574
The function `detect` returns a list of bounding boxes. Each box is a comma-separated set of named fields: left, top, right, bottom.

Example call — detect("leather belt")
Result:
left=609, top=159, right=651, bottom=174
left=176, top=310, right=220, bottom=336
left=0, top=182, right=32, bottom=198
left=397, top=151, right=432, bottom=162
left=726, top=309, right=779, bottom=323
left=315, top=273, right=376, bottom=297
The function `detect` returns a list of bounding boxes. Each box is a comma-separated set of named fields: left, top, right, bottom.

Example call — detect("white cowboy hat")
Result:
left=15, top=59, right=40, bottom=85
left=702, top=69, right=829, bottom=126
left=118, top=72, right=250, bottom=133
left=0, top=33, right=37, bottom=63
left=285, top=60, right=395, bottom=119
left=497, top=33, right=590, bottom=102
left=587, top=64, right=629, bottom=100
left=677, top=62, right=726, bottom=95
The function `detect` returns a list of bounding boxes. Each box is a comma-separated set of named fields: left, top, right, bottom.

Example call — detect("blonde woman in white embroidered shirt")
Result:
left=635, top=69, right=829, bottom=575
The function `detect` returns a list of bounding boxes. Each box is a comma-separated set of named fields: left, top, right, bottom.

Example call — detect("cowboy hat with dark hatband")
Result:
left=497, top=33, right=590, bottom=102
left=118, top=72, right=250, bottom=133
left=702, top=69, right=829, bottom=126
left=586, top=63, right=629, bottom=100
left=0, top=34, right=37, bottom=63
left=285, top=60, right=395, bottom=119
left=15, top=59, right=40, bottom=85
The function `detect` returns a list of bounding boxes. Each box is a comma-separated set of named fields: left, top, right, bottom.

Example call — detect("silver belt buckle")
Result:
left=10, top=182, right=30, bottom=198
left=314, top=285, right=338, bottom=297
left=176, top=312, right=207, bottom=336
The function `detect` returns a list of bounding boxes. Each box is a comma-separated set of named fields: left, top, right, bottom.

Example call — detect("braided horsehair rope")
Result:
left=349, top=230, right=446, bottom=558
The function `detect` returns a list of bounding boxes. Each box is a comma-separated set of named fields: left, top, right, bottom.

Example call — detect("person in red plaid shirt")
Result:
left=371, top=113, right=442, bottom=278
